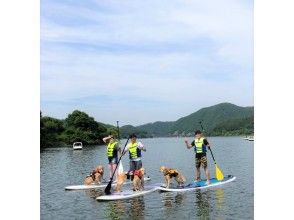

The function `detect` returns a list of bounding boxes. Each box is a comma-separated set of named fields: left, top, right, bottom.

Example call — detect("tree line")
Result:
left=41, top=108, right=254, bottom=148
left=40, top=110, right=118, bottom=148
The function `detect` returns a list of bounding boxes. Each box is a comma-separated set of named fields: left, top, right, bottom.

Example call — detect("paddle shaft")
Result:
left=208, top=147, right=216, bottom=163
left=116, top=121, right=120, bottom=142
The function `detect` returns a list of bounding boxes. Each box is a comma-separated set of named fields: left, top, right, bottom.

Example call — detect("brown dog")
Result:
left=160, top=166, right=186, bottom=188
left=115, top=172, right=128, bottom=192
left=132, top=168, right=145, bottom=191
left=84, top=165, right=104, bottom=185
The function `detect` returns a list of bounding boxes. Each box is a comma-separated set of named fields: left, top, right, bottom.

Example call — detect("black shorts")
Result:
left=129, top=160, right=142, bottom=171
left=108, top=157, right=118, bottom=164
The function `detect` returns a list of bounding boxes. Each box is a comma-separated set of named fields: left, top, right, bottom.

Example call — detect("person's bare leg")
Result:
left=112, top=164, right=117, bottom=180
left=196, top=167, right=201, bottom=181
left=204, top=167, right=210, bottom=184
left=108, top=164, right=112, bottom=180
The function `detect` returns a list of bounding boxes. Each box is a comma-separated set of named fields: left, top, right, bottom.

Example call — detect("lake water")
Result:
left=41, top=137, right=254, bottom=220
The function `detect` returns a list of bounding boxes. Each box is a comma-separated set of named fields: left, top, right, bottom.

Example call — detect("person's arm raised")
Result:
left=184, top=138, right=193, bottom=149
left=102, top=135, right=112, bottom=143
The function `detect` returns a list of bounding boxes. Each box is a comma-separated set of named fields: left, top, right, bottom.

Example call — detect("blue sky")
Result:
left=41, top=0, right=253, bottom=126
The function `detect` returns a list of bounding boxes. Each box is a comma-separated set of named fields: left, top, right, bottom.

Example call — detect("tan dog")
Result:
left=132, top=168, right=145, bottom=191
left=115, top=172, right=128, bottom=192
left=160, top=166, right=186, bottom=188
left=84, top=165, right=104, bottom=185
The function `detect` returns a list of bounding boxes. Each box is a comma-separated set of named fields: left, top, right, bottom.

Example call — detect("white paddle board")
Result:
left=65, top=177, right=151, bottom=190
left=96, top=186, right=158, bottom=201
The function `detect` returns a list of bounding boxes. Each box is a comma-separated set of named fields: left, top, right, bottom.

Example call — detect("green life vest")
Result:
left=195, top=137, right=205, bottom=153
left=107, top=141, right=118, bottom=157
left=128, top=142, right=141, bottom=159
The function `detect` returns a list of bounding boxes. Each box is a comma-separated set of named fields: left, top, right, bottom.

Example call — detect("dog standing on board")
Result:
left=115, top=168, right=146, bottom=192
left=115, top=172, right=129, bottom=192
left=132, top=168, right=145, bottom=191
left=160, top=166, right=186, bottom=188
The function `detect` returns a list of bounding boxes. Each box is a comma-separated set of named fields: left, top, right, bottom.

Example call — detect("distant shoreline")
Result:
left=40, top=135, right=253, bottom=149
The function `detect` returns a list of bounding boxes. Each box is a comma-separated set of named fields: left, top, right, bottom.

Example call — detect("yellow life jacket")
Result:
left=128, top=142, right=141, bottom=159
left=107, top=141, right=118, bottom=157
left=195, top=137, right=206, bottom=153
left=166, top=169, right=179, bottom=177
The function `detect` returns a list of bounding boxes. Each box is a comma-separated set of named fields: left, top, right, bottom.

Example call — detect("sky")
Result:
left=41, top=0, right=253, bottom=126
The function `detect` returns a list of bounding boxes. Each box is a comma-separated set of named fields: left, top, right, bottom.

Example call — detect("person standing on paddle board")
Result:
left=103, top=135, right=121, bottom=181
left=122, top=134, right=146, bottom=179
left=184, top=130, right=211, bottom=184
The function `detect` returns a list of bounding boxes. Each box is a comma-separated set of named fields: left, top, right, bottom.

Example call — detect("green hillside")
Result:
left=121, top=103, right=254, bottom=137
left=212, top=116, right=254, bottom=136
left=120, top=125, right=152, bottom=138
left=137, top=121, right=174, bottom=137
left=169, top=103, right=253, bottom=136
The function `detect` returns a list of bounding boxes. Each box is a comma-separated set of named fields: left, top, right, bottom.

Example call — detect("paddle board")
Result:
left=158, top=175, right=236, bottom=192
left=65, top=177, right=151, bottom=190
left=96, top=186, right=158, bottom=201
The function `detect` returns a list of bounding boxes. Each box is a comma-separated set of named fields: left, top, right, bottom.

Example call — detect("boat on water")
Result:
left=73, top=142, right=83, bottom=150
left=243, top=136, right=254, bottom=141
left=248, top=137, right=254, bottom=141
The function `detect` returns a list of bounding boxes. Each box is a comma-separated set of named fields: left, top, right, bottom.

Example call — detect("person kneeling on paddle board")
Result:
left=185, top=130, right=211, bottom=185
left=103, top=135, right=121, bottom=181
left=122, top=134, right=146, bottom=181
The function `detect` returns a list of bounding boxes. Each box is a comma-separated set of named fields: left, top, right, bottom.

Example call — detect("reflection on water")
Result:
left=174, top=193, right=185, bottom=207
left=105, top=200, right=126, bottom=220
left=103, top=197, right=145, bottom=220
left=214, top=188, right=226, bottom=220
left=84, top=189, right=104, bottom=199
left=195, top=190, right=211, bottom=219
left=129, top=197, right=145, bottom=220
left=194, top=188, right=227, bottom=220
left=162, top=192, right=186, bottom=218
left=215, top=188, right=225, bottom=207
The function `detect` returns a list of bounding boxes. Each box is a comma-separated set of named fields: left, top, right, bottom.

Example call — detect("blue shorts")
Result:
left=108, top=157, right=118, bottom=164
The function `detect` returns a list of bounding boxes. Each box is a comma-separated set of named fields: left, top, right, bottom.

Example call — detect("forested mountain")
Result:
left=41, top=103, right=254, bottom=147
left=169, top=103, right=253, bottom=136
left=120, top=103, right=254, bottom=137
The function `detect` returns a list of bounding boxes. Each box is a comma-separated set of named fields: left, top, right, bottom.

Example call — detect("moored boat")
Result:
left=73, top=142, right=83, bottom=150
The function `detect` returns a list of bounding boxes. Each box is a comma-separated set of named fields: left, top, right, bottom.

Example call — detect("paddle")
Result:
left=199, top=121, right=224, bottom=181
left=116, top=121, right=124, bottom=175
left=104, top=136, right=130, bottom=195
left=117, top=121, right=120, bottom=143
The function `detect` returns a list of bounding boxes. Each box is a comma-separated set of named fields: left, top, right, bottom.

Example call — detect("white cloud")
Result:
left=41, top=0, right=253, bottom=125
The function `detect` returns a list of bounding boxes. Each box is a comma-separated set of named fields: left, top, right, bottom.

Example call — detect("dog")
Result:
left=84, top=165, right=104, bottom=185
left=160, top=166, right=186, bottom=188
left=132, top=168, right=145, bottom=191
left=115, top=168, right=146, bottom=192
left=115, top=172, right=129, bottom=192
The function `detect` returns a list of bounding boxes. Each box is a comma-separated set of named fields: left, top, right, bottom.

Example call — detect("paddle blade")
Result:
left=215, top=164, right=224, bottom=181
left=104, top=181, right=112, bottom=195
